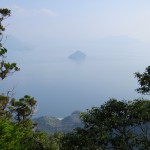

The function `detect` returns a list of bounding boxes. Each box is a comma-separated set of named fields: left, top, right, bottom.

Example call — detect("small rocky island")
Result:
left=68, top=50, right=86, bottom=62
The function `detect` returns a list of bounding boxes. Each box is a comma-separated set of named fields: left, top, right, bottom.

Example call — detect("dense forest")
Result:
left=1, top=8, right=150, bottom=150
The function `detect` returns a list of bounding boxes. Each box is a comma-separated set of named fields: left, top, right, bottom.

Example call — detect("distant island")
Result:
left=68, top=50, right=86, bottom=62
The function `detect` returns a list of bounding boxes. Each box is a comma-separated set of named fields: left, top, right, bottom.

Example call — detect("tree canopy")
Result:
left=61, top=99, right=150, bottom=149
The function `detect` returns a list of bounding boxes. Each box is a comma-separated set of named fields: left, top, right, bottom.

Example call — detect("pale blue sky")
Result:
left=1, top=1, right=150, bottom=117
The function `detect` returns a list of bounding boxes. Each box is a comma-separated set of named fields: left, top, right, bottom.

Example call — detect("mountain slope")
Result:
left=33, top=111, right=83, bottom=133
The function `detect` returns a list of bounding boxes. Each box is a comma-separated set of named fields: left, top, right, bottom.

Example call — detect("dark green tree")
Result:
left=10, top=95, right=37, bottom=123
left=135, top=66, right=150, bottom=95
left=61, top=99, right=150, bottom=150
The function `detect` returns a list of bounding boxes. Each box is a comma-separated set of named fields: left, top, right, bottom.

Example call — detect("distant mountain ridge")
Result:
left=33, top=111, right=83, bottom=133
left=4, top=35, right=32, bottom=51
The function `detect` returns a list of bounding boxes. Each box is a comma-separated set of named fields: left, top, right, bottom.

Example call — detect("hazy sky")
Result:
left=1, top=0, right=150, bottom=42
left=1, top=1, right=150, bottom=117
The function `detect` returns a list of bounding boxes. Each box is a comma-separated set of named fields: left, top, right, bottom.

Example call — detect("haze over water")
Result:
left=0, top=0, right=150, bottom=117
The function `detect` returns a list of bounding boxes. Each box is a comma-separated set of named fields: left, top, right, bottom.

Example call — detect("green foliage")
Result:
left=0, top=47, right=7, bottom=56
left=61, top=99, right=150, bottom=149
left=135, top=66, right=150, bottom=95
left=0, top=117, right=62, bottom=150
left=0, top=8, right=11, bottom=35
left=0, top=95, right=9, bottom=117
left=0, top=94, right=60, bottom=150
left=20, top=130, right=52, bottom=150
left=0, top=118, right=24, bottom=150
left=0, top=60, right=20, bottom=80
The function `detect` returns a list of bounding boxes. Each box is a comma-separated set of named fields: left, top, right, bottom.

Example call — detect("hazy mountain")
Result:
left=4, top=35, right=32, bottom=51
left=33, top=111, right=83, bottom=133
